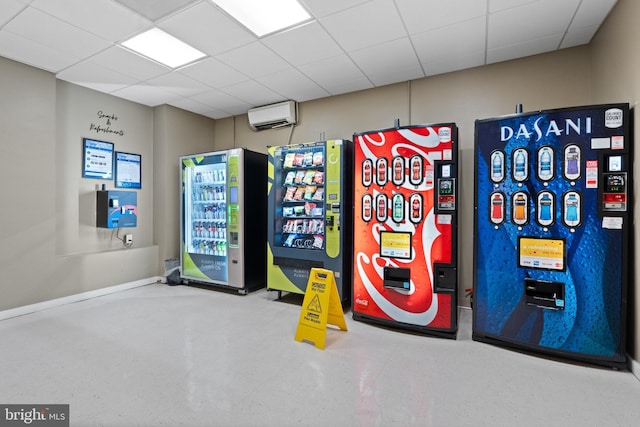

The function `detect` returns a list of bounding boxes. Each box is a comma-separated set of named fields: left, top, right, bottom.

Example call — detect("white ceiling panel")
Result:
left=300, top=0, right=373, bottom=19
left=190, top=89, right=252, bottom=114
left=215, top=42, right=291, bottom=79
left=397, top=0, right=487, bottom=35
left=0, top=31, right=80, bottom=72
left=262, top=21, right=344, bottom=67
left=177, top=57, right=249, bottom=88
left=412, top=16, right=486, bottom=74
left=349, top=38, right=424, bottom=86
left=111, top=84, right=182, bottom=106
left=0, top=0, right=618, bottom=118
left=0, top=0, right=27, bottom=27
left=86, top=46, right=169, bottom=81
left=319, top=0, right=407, bottom=52
left=30, top=0, right=150, bottom=41
left=114, top=0, right=199, bottom=21
left=257, top=68, right=330, bottom=102
left=158, top=1, right=255, bottom=57
left=487, top=33, right=564, bottom=64
left=219, top=80, right=284, bottom=106
left=56, top=60, right=137, bottom=93
left=488, top=0, right=580, bottom=49
left=3, top=7, right=111, bottom=60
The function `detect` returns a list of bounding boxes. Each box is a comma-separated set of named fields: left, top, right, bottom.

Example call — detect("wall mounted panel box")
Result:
left=473, top=103, right=631, bottom=369
left=96, top=190, right=137, bottom=228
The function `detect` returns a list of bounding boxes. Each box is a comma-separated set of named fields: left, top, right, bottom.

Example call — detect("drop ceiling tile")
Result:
left=560, top=25, right=598, bottom=49
left=488, top=0, right=580, bottom=49
left=299, top=54, right=370, bottom=90
left=190, top=89, right=252, bottom=113
left=219, top=79, right=285, bottom=107
left=571, top=0, right=617, bottom=27
left=257, top=68, right=330, bottom=102
left=412, top=16, right=486, bottom=72
left=262, top=21, right=344, bottom=67
left=3, top=7, right=111, bottom=58
left=111, top=83, right=182, bottom=107
left=113, top=0, right=199, bottom=21
left=423, top=51, right=486, bottom=76
left=216, top=42, right=291, bottom=79
left=86, top=46, right=169, bottom=81
left=168, top=96, right=214, bottom=115
left=489, top=0, right=535, bottom=13
left=56, top=60, right=137, bottom=93
left=324, top=76, right=374, bottom=96
left=319, top=0, right=407, bottom=52
left=142, top=71, right=211, bottom=97
left=177, top=57, right=249, bottom=89
left=200, top=108, right=232, bottom=120
left=487, top=33, right=563, bottom=64
left=0, top=0, right=27, bottom=26
left=158, top=1, right=255, bottom=57
left=300, top=0, right=373, bottom=18
left=396, top=0, right=486, bottom=35
left=349, top=37, right=424, bottom=86
left=0, top=30, right=80, bottom=72
left=30, top=0, right=150, bottom=41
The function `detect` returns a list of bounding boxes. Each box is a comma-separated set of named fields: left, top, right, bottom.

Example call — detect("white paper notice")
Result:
left=602, top=217, right=623, bottom=229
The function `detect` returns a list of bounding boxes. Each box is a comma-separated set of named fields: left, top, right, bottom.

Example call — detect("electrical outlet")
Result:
left=125, top=234, right=133, bottom=245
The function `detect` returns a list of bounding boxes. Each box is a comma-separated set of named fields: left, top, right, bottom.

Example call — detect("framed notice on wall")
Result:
left=115, top=151, right=142, bottom=189
left=83, top=137, right=114, bottom=180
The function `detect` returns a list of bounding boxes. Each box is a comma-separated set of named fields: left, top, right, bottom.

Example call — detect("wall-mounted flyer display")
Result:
left=473, top=103, right=631, bottom=368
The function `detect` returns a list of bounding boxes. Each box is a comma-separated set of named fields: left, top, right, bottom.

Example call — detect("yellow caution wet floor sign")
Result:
left=294, top=268, right=347, bottom=350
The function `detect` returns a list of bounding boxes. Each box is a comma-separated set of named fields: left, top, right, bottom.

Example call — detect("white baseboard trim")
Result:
left=0, top=276, right=163, bottom=321
left=630, top=356, right=640, bottom=382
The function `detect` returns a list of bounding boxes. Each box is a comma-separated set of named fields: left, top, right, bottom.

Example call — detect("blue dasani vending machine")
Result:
left=473, top=103, right=631, bottom=368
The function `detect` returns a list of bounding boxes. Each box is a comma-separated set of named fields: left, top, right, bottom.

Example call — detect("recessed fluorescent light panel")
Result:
left=121, top=28, right=206, bottom=68
left=212, top=0, right=311, bottom=37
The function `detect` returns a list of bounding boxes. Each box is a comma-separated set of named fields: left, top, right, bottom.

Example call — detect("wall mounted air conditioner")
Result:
left=248, top=100, right=298, bottom=131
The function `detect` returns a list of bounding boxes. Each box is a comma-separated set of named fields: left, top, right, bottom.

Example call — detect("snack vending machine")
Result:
left=267, top=140, right=353, bottom=302
left=473, top=103, right=631, bottom=368
left=180, top=148, right=267, bottom=294
left=352, top=124, right=459, bottom=337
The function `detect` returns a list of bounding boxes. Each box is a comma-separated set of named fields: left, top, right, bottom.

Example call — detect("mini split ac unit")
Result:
left=247, top=100, right=298, bottom=131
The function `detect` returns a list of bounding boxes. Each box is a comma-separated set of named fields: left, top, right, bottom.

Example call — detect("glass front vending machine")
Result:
left=180, top=148, right=267, bottom=294
left=267, top=140, right=353, bottom=302
left=352, top=124, right=459, bottom=338
left=473, top=103, right=631, bottom=368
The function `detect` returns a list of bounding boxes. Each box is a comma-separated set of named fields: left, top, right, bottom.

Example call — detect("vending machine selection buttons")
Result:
left=409, top=193, right=423, bottom=224
left=376, top=193, right=388, bottom=222
left=376, top=157, right=388, bottom=187
left=362, top=194, right=373, bottom=222
left=392, top=156, right=405, bottom=186
left=409, top=155, right=423, bottom=186
left=392, top=193, right=404, bottom=223
left=490, top=192, right=505, bottom=225
left=563, top=144, right=581, bottom=181
left=490, top=150, right=505, bottom=183
left=537, top=191, right=555, bottom=227
left=512, top=192, right=529, bottom=225
left=362, top=158, right=373, bottom=187
left=563, top=191, right=581, bottom=228
left=537, top=146, right=555, bottom=182
left=512, top=148, right=529, bottom=182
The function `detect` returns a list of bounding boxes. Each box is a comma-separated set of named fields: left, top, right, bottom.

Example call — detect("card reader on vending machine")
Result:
left=600, top=154, right=629, bottom=213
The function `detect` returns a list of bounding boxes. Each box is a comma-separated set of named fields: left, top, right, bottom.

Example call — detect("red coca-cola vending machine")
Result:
left=352, top=124, right=459, bottom=337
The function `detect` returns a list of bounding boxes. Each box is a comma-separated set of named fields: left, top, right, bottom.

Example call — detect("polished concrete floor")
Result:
left=1, top=283, right=639, bottom=427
